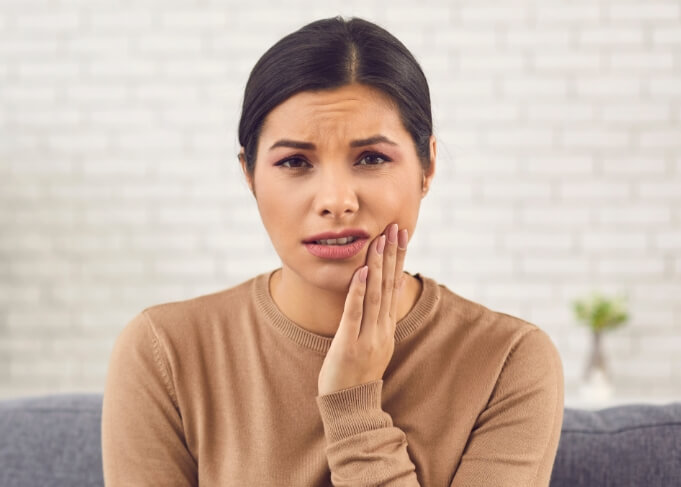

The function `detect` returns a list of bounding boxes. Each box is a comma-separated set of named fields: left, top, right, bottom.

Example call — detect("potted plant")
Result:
left=572, top=291, right=630, bottom=400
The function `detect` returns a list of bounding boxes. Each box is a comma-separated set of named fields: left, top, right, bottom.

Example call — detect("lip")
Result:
left=302, top=228, right=370, bottom=243
left=304, top=238, right=369, bottom=260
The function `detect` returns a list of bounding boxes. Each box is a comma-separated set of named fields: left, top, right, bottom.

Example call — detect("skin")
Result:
left=239, top=82, right=436, bottom=395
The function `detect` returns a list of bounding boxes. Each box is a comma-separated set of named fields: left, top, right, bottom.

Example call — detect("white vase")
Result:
left=580, top=330, right=614, bottom=402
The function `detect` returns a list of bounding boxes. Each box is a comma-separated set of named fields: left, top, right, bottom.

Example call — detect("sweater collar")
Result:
left=253, top=268, right=440, bottom=354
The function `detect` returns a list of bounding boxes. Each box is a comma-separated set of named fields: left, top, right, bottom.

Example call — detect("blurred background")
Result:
left=0, top=0, right=679, bottom=406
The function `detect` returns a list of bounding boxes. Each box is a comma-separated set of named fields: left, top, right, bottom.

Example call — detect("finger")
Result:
left=378, top=223, right=399, bottom=327
left=359, top=233, right=385, bottom=339
left=390, top=228, right=409, bottom=324
left=338, top=265, right=368, bottom=342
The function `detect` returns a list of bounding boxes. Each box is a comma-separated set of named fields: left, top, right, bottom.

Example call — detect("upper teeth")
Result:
left=316, top=236, right=358, bottom=245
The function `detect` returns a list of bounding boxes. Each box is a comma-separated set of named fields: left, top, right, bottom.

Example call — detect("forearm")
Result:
left=317, top=380, right=421, bottom=486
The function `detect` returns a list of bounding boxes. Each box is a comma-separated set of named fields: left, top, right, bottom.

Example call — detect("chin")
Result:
left=302, top=264, right=358, bottom=294
left=282, top=246, right=367, bottom=290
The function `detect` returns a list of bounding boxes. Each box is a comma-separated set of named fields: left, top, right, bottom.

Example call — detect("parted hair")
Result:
left=237, top=15, right=433, bottom=179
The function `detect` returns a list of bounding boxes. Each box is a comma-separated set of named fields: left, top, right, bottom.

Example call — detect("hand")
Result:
left=317, top=223, right=409, bottom=396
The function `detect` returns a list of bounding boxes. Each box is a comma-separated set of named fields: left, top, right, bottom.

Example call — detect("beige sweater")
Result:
left=102, top=269, right=564, bottom=486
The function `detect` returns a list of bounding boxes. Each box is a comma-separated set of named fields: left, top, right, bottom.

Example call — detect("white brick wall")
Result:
left=1, top=0, right=680, bottom=402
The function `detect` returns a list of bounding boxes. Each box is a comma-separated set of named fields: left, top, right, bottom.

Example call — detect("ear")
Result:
left=421, top=135, right=436, bottom=197
left=238, top=148, right=255, bottom=197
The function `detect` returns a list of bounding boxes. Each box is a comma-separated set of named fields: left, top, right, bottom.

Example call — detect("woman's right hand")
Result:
left=317, top=223, right=409, bottom=396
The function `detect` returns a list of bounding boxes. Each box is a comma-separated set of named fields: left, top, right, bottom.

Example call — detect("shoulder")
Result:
left=419, top=274, right=561, bottom=377
left=427, top=276, right=540, bottom=346
left=146, top=275, right=256, bottom=323
left=120, top=271, right=269, bottom=346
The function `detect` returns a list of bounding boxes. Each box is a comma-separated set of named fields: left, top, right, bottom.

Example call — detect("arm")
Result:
left=101, top=311, right=198, bottom=486
left=315, top=226, right=420, bottom=486
left=450, top=328, right=564, bottom=487
left=316, top=380, right=420, bottom=487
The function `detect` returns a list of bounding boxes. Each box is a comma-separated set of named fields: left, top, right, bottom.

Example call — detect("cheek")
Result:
left=374, top=180, right=421, bottom=227
left=254, top=179, right=286, bottom=226
left=254, top=179, right=304, bottom=245
left=258, top=195, right=289, bottom=227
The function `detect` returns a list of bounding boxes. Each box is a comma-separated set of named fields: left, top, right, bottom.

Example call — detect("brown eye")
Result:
left=276, top=157, right=311, bottom=169
left=357, top=152, right=391, bottom=166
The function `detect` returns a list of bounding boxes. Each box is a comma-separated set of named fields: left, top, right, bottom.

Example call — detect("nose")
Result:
left=313, top=164, right=359, bottom=218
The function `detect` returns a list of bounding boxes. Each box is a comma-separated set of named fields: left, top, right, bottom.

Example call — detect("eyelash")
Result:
left=274, top=151, right=392, bottom=170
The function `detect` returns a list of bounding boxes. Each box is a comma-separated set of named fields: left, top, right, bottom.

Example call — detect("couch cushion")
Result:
left=0, top=393, right=104, bottom=487
left=551, top=402, right=681, bottom=487
left=1, top=394, right=680, bottom=486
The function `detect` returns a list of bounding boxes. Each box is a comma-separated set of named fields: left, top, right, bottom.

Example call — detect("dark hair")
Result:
left=237, top=16, right=433, bottom=183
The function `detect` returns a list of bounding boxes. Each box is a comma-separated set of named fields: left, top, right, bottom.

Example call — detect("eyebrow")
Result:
left=268, top=134, right=398, bottom=151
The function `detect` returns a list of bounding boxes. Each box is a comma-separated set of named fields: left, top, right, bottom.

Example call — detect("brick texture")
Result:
left=1, top=0, right=680, bottom=402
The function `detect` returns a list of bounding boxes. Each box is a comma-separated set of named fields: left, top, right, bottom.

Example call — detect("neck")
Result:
left=269, top=266, right=422, bottom=338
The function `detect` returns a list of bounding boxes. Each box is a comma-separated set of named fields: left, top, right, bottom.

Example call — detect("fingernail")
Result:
left=387, top=223, right=398, bottom=244
left=398, top=229, right=408, bottom=250
left=359, top=265, right=368, bottom=283
left=377, top=235, right=386, bottom=255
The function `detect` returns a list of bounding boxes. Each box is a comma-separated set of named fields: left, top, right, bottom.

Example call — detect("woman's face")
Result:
left=240, top=82, right=436, bottom=293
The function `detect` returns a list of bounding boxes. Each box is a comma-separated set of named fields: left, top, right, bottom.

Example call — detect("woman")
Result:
left=102, top=16, right=564, bottom=486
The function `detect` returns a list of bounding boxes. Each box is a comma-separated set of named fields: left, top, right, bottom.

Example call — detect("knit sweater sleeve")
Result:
left=316, top=380, right=421, bottom=486
left=450, top=327, right=565, bottom=487
left=101, top=311, right=197, bottom=486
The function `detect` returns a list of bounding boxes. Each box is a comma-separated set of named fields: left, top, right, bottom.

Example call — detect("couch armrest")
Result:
left=551, top=402, right=681, bottom=487
left=0, top=393, right=104, bottom=487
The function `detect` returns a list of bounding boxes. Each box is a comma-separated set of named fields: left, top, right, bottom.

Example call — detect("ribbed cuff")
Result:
left=315, top=380, right=393, bottom=443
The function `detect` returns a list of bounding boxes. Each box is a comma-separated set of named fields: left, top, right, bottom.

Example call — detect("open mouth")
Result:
left=303, top=237, right=369, bottom=259
left=311, top=236, right=360, bottom=246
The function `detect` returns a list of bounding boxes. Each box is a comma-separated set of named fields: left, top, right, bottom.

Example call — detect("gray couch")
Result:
left=0, top=394, right=679, bottom=486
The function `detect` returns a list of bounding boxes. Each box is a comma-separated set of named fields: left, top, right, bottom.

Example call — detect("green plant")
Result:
left=572, top=291, right=630, bottom=333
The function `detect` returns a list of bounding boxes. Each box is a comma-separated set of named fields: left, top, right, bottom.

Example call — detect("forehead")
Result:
left=259, top=84, right=405, bottom=142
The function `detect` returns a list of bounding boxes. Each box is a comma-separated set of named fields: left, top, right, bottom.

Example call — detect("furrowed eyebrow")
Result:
left=350, top=135, right=398, bottom=147
left=268, top=134, right=398, bottom=151
left=268, top=139, right=315, bottom=151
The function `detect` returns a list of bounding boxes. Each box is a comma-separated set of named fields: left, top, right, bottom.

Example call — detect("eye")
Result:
left=275, top=156, right=311, bottom=169
left=357, top=152, right=391, bottom=166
